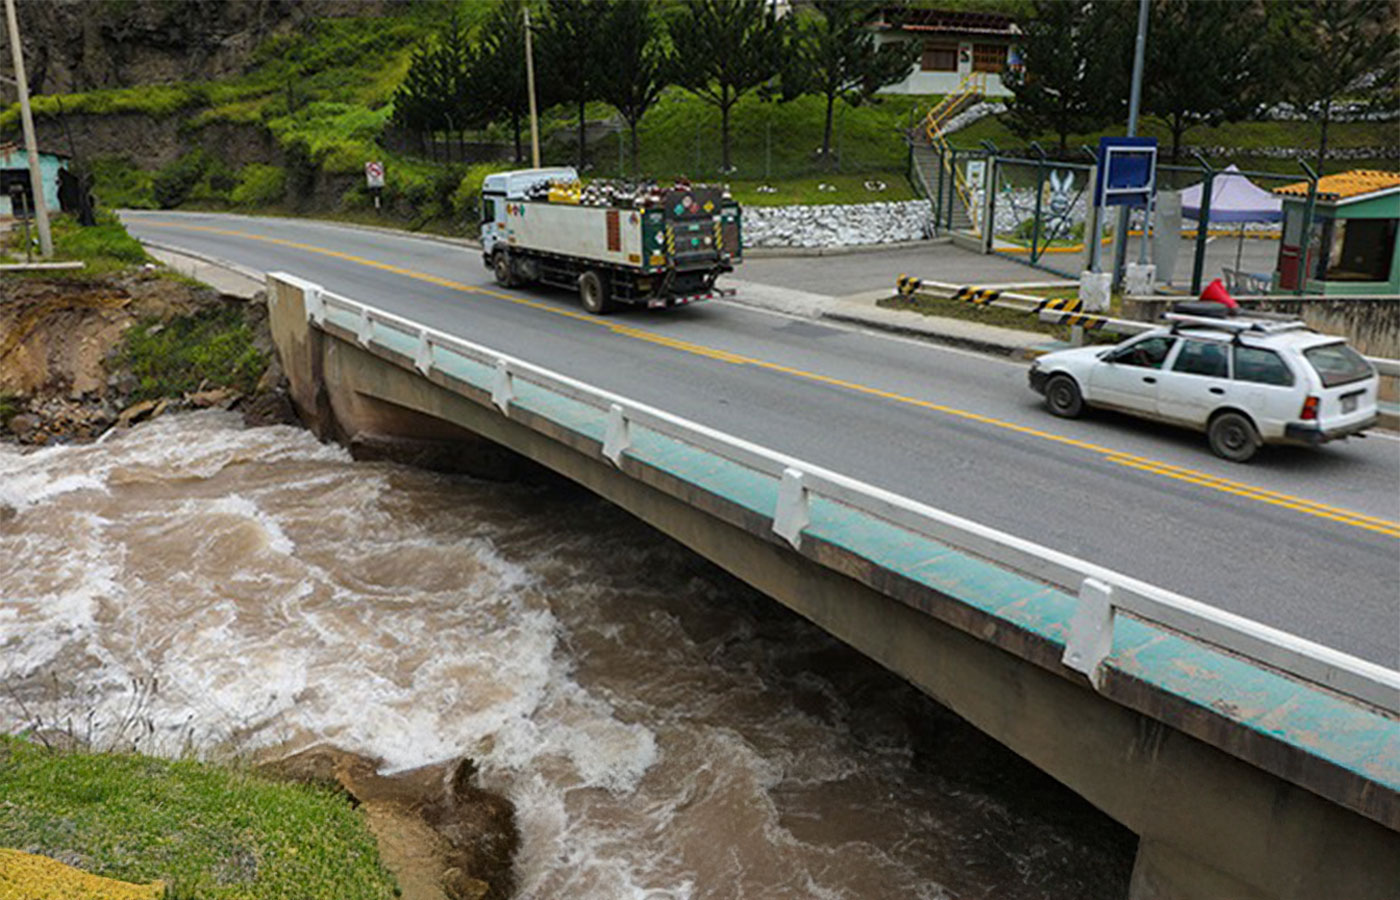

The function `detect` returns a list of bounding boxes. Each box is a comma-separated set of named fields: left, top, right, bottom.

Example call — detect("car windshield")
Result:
left=1304, top=343, right=1373, bottom=388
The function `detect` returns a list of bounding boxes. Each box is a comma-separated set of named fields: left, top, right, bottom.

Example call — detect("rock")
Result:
left=185, top=387, right=240, bottom=408
left=116, top=398, right=168, bottom=428
left=7, top=413, right=41, bottom=438
left=441, top=869, right=490, bottom=900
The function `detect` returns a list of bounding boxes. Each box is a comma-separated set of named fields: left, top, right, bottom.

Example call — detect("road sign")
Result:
left=1094, top=137, right=1157, bottom=207
left=365, top=161, right=385, bottom=189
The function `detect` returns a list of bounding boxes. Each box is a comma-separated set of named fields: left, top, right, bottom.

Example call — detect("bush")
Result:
left=48, top=210, right=149, bottom=273
left=118, top=304, right=267, bottom=401
left=450, top=161, right=513, bottom=222
left=152, top=150, right=212, bottom=209
left=88, top=156, right=155, bottom=210
left=231, top=164, right=287, bottom=207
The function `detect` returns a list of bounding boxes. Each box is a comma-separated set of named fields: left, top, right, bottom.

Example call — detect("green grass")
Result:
left=0, top=394, right=20, bottom=424
left=880, top=289, right=1119, bottom=343
left=118, top=305, right=268, bottom=401
left=728, top=173, right=917, bottom=206
left=0, top=735, right=396, bottom=899
left=2, top=211, right=150, bottom=275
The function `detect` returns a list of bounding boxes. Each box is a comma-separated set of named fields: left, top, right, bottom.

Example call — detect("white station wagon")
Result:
left=1029, top=313, right=1380, bottom=462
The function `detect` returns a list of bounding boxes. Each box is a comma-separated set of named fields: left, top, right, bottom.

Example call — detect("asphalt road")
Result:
left=124, top=211, right=1400, bottom=668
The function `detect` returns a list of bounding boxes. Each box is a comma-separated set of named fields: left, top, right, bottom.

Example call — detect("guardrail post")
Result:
left=305, top=284, right=325, bottom=325
left=773, top=468, right=809, bottom=549
left=414, top=330, right=434, bottom=374
left=356, top=306, right=374, bottom=346
left=491, top=359, right=513, bottom=413
left=603, top=403, right=631, bottom=467
left=1063, top=577, right=1115, bottom=690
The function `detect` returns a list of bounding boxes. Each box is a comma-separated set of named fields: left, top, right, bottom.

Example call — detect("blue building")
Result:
left=0, top=141, right=70, bottom=217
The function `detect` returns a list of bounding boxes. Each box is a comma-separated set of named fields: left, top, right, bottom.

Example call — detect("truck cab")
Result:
left=480, top=167, right=579, bottom=258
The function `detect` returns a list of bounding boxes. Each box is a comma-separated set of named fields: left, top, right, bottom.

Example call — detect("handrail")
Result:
left=921, top=72, right=986, bottom=232
left=273, top=272, right=1400, bottom=714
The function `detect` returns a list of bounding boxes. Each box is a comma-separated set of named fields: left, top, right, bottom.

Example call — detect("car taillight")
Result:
left=1300, top=396, right=1319, bottom=420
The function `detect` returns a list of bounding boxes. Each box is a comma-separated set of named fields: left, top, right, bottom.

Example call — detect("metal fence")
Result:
left=275, top=271, right=1400, bottom=715
left=920, top=144, right=1327, bottom=297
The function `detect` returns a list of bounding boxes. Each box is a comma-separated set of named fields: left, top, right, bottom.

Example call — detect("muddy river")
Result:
left=0, top=412, right=1134, bottom=898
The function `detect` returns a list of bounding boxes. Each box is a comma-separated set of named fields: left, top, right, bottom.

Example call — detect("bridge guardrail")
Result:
left=277, top=272, right=1400, bottom=715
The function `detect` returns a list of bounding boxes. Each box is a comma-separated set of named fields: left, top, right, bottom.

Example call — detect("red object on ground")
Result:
left=1199, top=278, right=1238, bottom=309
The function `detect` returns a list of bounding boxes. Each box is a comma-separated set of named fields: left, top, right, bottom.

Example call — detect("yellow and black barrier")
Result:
left=893, top=276, right=1143, bottom=343
left=896, top=274, right=923, bottom=297
left=952, top=285, right=1003, bottom=306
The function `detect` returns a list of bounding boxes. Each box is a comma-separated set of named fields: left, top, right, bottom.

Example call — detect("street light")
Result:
left=3, top=0, right=53, bottom=258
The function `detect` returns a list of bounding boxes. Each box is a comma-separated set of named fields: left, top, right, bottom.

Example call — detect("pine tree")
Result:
left=593, top=0, right=669, bottom=171
left=786, top=1, right=920, bottom=166
left=537, top=0, right=609, bottom=170
left=669, top=0, right=785, bottom=173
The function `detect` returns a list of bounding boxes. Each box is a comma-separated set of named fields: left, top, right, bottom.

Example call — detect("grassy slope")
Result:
left=0, top=736, right=396, bottom=899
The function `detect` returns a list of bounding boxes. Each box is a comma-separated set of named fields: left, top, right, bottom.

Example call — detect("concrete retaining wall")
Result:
left=743, top=199, right=933, bottom=249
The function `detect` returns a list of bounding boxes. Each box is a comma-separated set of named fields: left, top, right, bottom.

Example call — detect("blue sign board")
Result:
left=1095, top=136, right=1158, bottom=207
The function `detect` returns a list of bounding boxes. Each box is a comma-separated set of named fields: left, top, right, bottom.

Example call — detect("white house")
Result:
left=869, top=6, right=1020, bottom=98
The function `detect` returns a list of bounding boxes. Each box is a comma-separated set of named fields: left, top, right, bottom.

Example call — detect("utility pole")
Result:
left=524, top=5, right=541, bottom=169
left=1112, top=0, right=1150, bottom=289
left=4, top=0, right=52, bottom=258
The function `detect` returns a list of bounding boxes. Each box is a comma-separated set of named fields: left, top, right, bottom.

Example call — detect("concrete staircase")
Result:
left=910, top=73, right=986, bottom=235
left=911, top=144, right=974, bottom=232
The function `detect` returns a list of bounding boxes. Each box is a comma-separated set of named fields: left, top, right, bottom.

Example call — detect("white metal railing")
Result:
left=272, top=273, right=1400, bottom=715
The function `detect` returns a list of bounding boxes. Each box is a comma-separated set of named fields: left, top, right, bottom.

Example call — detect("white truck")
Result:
left=480, top=167, right=742, bottom=314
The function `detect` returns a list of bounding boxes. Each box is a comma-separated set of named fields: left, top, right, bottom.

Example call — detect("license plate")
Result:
left=1342, top=392, right=1360, bottom=413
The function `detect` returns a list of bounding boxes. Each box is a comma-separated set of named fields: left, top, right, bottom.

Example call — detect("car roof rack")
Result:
left=1163, top=312, right=1312, bottom=335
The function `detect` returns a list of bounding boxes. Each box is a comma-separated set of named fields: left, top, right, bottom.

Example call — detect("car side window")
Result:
left=1172, top=340, right=1229, bottom=378
left=1233, top=346, right=1294, bottom=386
left=1110, top=336, right=1177, bottom=369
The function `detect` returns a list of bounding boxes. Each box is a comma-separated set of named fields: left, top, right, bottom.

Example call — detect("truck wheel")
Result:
left=1045, top=374, right=1084, bottom=418
left=1208, top=411, right=1260, bottom=463
left=493, top=252, right=516, bottom=288
left=579, top=270, right=612, bottom=315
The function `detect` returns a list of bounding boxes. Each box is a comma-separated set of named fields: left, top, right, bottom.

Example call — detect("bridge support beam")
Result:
left=266, top=276, right=1400, bottom=900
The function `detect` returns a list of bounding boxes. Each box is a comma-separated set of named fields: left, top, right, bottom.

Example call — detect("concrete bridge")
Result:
left=266, top=270, right=1398, bottom=900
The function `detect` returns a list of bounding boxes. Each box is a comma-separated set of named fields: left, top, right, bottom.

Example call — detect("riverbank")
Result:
left=1, top=218, right=521, bottom=898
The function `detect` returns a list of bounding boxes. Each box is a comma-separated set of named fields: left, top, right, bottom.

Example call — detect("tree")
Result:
left=785, top=1, right=920, bottom=166
left=669, top=0, right=785, bottom=172
left=391, top=14, right=480, bottom=160
left=1000, top=0, right=1127, bottom=155
left=537, top=0, right=610, bottom=170
left=593, top=1, right=668, bottom=171
left=1266, top=0, right=1398, bottom=171
left=1142, top=0, right=1272, bottom=161
left=477, top=0, right=531, bottom=163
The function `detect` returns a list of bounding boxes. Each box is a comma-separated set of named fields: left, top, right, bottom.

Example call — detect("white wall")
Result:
left=874, top=33, right=1014, bottom=98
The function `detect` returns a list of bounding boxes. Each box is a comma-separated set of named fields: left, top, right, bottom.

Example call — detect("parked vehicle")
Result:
left=1028, top=313, right=1380, bottom=461
left=480, top=167, right=742, bottom=314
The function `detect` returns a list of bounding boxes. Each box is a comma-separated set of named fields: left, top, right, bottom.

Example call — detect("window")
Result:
left=1304, top=343, right=1373, bottom=388
left=481, top=197, right=497, bottom=224
left=921, top=41, right=957, bottom=72
left=1173, top=340, right=1229, bottom=378
left=1109, top=336, right=1176, bottom=369
left=1233, top=346, right=1294, bottom=386
left=1319, top=217, right=1398, bottom=283
left=972, top=43, right=1005, bottom=73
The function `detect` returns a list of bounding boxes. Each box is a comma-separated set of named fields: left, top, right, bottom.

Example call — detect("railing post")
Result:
left=1030, top=142, right=1046, bottom=264
left=356, top=306, right=374, bottom=346
left=414, top=330, right=434, bottom=374
left=304, top=284, right=324, bottom=325
left=773, top=468, right=809, bottom=549
left=1297, top=160, right=1320, bottom=297
left=1190, top=152, right=1214, bottom=296
left=1063, top=577, right=1115, bottom=690
left=603, top=403, right=631, bottom=467
left=491, top=359, right=513, bottom=413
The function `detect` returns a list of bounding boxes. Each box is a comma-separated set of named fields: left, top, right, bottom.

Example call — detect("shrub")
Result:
left=451, top=161, right=513, bottom=222
left=152, top=150, right=211, bottom=209
left=88, top=156, right=156, bottom=210
left=231, top=164, right=287, bottom=207
left=118, top=305, right=267, bottom=401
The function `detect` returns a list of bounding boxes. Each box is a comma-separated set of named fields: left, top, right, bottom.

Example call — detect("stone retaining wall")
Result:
left=743, top=200, right=934, bottom=249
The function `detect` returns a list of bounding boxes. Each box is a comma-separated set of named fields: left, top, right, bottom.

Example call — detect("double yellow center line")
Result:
left=138, top=219, right=1400, bottom=540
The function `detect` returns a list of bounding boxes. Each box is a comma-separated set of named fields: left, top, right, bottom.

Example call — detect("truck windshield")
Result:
left=1304, top=343, right=1373, bottom=388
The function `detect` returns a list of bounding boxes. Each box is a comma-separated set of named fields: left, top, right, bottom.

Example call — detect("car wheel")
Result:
left=493, top=252, right=515, bottom=288
left=579, top=270, right=612, bottom=315
left=1208, top=411, right=1260, bottom=463
left=1045, top=374, right=1084, bottom=418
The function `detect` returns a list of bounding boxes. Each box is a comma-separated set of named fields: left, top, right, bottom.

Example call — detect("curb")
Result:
left=140, top=239, right=267, bottom=289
